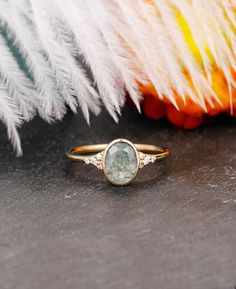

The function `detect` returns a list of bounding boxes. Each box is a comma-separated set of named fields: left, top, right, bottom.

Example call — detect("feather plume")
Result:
left=0, top=81, right=22, bottom=155
left=0, top=0, right=235, bottom=154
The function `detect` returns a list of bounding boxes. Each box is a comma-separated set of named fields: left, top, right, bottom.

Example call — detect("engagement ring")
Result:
left=67, top=139, right=171, bottom=186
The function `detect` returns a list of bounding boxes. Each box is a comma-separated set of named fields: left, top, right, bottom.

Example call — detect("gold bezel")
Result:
left=102, top=138, right=140, bottom=186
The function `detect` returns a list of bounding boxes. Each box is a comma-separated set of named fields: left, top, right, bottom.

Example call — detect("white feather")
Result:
left=30, top=0, right=101, bottom=123
left=55, top=0, right=126, bottom=121
left=0, top=81, right=22, bottom=156
left=86, top=0, right=143, bottom=111
left=0, top=0, right=65, bottom=121
left=154, top=0, right=221, bottom=110
left=0, top=0, right=235, bottom=154
left=0, top=33, right=36, bottom=119
left=136, top=0, right=189, bottom=104
left=115, top=0, right=174, bottom=101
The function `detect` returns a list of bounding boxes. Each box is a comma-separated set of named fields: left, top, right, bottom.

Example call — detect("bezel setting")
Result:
left=102, top=139, right=140, bottom=186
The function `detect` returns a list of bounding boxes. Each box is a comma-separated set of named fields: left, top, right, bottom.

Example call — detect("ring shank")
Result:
left=67, top=144, right=170, bottom=161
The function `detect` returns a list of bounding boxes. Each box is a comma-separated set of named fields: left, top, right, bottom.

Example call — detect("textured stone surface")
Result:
left=0, top=108, right=235, bottom=289
left=104, top=141, right=137, bottom=185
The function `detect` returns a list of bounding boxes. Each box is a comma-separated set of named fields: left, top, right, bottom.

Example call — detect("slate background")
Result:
left=0, top=108, right=235, bottom=289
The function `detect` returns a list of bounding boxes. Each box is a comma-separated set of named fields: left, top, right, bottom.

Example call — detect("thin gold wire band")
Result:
left=66, top=139, right=170, bottom=185
left=67, top=144, right=170, bottom=161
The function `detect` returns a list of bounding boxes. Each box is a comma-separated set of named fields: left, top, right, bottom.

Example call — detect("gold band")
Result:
left=67, top=144, right=170, bottom=161
left=66, top=139, right=171, bottom=185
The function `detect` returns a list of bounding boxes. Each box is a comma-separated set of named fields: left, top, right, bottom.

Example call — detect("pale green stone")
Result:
left=104, top=141, right=138, bottom=185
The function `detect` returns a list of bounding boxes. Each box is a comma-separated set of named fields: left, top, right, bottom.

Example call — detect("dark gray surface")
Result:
left=0, top=108, right=235, bottom=289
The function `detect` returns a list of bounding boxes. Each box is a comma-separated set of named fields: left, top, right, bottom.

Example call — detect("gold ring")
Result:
left=66, top=138, right=171, bottom=186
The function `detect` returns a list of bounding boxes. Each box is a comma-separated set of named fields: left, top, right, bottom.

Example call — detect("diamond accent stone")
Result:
left=104, top=141, right=138, bottom=185
left=84, top=152, right=103, bottom=169
left=139, top=152, right=156, bottom=168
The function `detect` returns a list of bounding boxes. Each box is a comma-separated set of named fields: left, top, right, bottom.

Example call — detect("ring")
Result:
left=66, top=138, right=171, bottom=186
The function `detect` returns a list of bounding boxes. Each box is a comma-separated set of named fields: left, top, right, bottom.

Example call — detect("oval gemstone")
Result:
left=104, top=141, right=138, bottom=185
